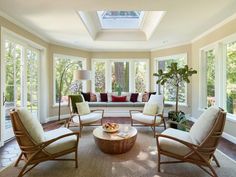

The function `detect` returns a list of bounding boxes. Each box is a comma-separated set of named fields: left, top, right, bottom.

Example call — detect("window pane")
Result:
left=135, top=61, right=147, bottom=93
left=157, top=56, right=186, bottom=104
left=226, top=41, right=236, bottom=114
left=112, top=62, right=129, bottom=92
left=55, top=56, right=84, bottom=104
left=94, top=61, right=106, bottom=92
left=206, top=49, right=216, bottom=107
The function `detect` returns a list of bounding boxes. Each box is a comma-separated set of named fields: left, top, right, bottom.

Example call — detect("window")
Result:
left=54, top=54, right=86, bottom=105
left=199, top=34, right=236, bottom=119
left=155, top=54, right=187, bottom=105
left=92, top=59, right=149, bottom=93
left=94, top=61, right=106, bottom=92
left=226, top=41, right=236, bottom=114
left=112, top=61, right=129, bottom=92
left=135, top=61, right=148, bottom=92
left=200, top=48, right=216, bottom=109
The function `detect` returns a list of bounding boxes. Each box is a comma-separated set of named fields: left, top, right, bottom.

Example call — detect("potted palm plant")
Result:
left=153, top=62, right=197, bottom=129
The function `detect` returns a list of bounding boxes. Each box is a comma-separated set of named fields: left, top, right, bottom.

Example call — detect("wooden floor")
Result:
left=0, top=117, right=236, bottom=170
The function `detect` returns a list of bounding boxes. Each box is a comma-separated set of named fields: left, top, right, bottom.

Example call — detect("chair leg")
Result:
left=163, top=119, right=167, bottom=130
left=15, top=152, right=23, bottom=167
left=207, top=163, right=219, bottom=177
left=131, top=118, right=133, bottom=126
left=213, top=155, right=220, bottom=167
left=158, top=152, right=161, bottom=172
left=75, top=150, right=78, bottom=168
left=79, top=125, right=83, bottom=137
left=153, top=125, right=156, bottom=138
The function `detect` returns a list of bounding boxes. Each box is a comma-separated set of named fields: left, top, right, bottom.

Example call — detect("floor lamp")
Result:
left=58, top=65, right=91, bottom=121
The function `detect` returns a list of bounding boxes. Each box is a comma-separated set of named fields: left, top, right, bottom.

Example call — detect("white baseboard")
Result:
left=222, top=132, right=236, bottom=144
left=46, top=114, right=70, bottom=123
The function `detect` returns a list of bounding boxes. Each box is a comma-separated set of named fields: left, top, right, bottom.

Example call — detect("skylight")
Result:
left=97, top=11, right=144, bottom=29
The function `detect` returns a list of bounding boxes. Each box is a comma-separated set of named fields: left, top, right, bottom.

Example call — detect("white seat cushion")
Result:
left=17, top=108, right=44, bottom=144
left=73, top=112, right=102, bottom=124
left=44, top=128, right=77, bottom=154
left=131, top=112, right=161, bottom=124
left=190, top=106, right=220, bottom=145
left=159, top=128, right=194, bottom=156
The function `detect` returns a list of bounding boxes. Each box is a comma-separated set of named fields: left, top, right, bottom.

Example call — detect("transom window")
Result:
left=97, top=11, right=144, bottom=29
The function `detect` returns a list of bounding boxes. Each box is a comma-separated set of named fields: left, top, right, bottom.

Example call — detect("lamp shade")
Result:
left=73, top=70, right=91, bottom=81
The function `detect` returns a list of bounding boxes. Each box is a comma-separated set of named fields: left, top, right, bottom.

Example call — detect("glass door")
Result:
left=3, top=40, right=23, bottom=140
left=1, top=38, right=40, bottom=141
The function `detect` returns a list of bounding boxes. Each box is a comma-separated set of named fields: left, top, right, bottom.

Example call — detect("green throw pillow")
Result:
left=76, top=102, right=91, bottom=115
left=69, top=94, right=84, bottom=113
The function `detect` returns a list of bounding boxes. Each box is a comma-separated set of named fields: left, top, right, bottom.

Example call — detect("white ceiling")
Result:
left=0, top=0, right=236, bottom=51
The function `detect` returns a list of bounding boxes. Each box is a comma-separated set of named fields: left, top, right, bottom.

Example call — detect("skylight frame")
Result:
left=97, top=11, right=145, bottom=30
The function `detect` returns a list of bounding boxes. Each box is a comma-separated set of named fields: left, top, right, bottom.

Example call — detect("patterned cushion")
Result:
left=90, top=93, right=97, bottom=102
left=142, top=92, right=149, bottom=102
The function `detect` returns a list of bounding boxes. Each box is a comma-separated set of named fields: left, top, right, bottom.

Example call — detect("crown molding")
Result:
left=191, top=12, right=236, bottom=43
left=150, top=41, right=191, bottom=52
left=0, top=10, right=49, bottom=43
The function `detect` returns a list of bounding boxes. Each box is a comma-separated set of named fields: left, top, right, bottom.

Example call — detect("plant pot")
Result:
left=169, top=122, right=178, bottom=129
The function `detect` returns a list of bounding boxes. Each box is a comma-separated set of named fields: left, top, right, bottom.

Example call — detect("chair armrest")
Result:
left=91, top=109, right=104, bottom=112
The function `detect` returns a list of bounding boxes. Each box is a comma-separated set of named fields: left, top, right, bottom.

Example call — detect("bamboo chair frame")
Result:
left=10, top=109, right=80, bottom=177
left=156, top=108, right=226, bottom=177
left=130, top=109, right=166, bottom=137
left=67, top=95, right=104, bottom=137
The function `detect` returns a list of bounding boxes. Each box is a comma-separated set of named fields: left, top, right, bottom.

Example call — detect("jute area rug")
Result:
left=1, top=127, right=236, bottom=177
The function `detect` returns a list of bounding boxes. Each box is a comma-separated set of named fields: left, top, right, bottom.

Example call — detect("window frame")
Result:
left=91, top=58, right=149, bottom=93
left=154, top=53, right=188, bottom=106
left=199, top=33, right=236, bottom=121
left=53, top=53, right=87, bottom=106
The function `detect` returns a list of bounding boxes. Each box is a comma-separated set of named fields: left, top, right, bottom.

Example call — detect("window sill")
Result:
left=226, top=114, right=236, bottom=123
left=165, top=102, right=188, bottom=107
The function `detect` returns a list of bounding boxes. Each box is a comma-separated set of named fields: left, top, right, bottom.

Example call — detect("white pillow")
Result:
left=95, top=93, right=101, bottom=102
left=76, top=102, right=91, bottom=115
left=138, top=93, right=143, bottom=102
left=143, top=102, right=158, bottom=116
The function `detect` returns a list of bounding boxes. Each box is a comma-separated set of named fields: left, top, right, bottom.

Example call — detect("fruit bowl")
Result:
left=102, top=122, right=119, bottom=133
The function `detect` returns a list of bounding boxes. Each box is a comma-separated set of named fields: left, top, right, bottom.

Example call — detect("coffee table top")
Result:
left=93, top=124, right=137, bottom=141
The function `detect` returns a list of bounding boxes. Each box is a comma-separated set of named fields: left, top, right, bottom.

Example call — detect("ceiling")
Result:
left=0, top=0, right=236, bottom=51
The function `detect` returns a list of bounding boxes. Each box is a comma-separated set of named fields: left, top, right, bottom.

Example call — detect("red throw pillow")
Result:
left=112, top=95, right=127, bottom=102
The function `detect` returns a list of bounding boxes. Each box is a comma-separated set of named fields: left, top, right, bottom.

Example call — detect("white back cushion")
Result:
left=17, top=108, right=44, bottom=144
left=190, top=106, right=220, bottom=145
left=148, top=95, right=164, bottom=114
left=76, top=101, right=91, bottom=115
left=143, top=102, right=158, bottom=116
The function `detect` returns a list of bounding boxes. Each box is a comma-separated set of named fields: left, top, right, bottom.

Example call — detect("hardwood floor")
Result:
left=0, top=117, right=235, bottom=170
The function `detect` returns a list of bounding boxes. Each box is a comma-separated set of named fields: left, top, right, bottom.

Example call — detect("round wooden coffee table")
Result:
left=93, top=124, right=137, bottom=154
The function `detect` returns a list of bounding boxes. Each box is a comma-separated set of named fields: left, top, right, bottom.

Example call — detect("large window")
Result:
left=54, top=54, right=86, bottom=105
left=200, top=35, right=236, bottom=118
left=226, top=41, right=236, bottom=114
left=112, top=61, right=129, bottom=92
left=155, top=54, right=187, bottom=105
left=200, top=48, right=216, bottom=108
left=92, top=59, right=149, bottom=93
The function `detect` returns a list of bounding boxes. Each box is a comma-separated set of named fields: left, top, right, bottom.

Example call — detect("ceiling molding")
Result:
left=191, top=12, right=236, bottom=43
left=0, top=10, right=49, bottom=43
left=150, top=41, right=191, bottom=52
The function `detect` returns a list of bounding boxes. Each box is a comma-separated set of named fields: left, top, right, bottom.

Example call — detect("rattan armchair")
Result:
left=156, top=106, right=226, bottom=177
left=10, top=108, right=80, bottom=177
left=67, top=95, right=104, bottom=136
left=130, top=95, right=166, bottom=137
